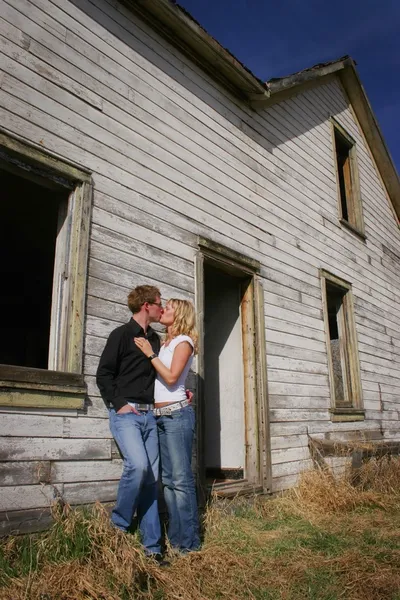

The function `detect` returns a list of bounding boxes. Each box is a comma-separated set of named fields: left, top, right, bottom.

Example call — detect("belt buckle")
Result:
left=164, top=407, right=172, bottom=416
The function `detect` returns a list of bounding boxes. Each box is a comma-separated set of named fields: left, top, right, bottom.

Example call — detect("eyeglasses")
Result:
left=149, top=301, right=163, bottom=308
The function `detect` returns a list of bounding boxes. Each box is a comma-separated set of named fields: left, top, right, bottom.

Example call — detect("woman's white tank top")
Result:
left=154, top=335, right=194, bottom=405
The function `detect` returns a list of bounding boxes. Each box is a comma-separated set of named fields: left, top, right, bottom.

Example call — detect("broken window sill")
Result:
left=339, top=219, right=366, bottom=241
left=0, top=365, right=85, bottom=409
left=330, top=407, right=365, bottom=422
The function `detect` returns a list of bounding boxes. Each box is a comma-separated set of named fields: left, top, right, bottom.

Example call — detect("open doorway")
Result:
left=196, top=239, right=270, bottom=495
left=204, top=264, right=247, bottom=483
left=0, top=168, right=68, bottom=369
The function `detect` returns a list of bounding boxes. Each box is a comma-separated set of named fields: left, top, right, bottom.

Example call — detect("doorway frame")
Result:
left=195, top=237, right=272, bottom=497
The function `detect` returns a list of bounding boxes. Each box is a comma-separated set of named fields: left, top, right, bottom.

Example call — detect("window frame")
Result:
left=320, top=270, right=364, bottom=422
left=0, top=132, right=92, bottom=409
left=330, top=117, right=365, bottom=239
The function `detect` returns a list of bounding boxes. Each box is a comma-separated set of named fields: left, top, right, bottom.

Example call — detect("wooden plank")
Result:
left=63, top=481, right=118, bottom=504
left=271, top=447, right=310, bottom=465
left=63, top=417, right=111, bottom=439
left=269, top=396, right=329, bottom=410
left=51, top=459, right=122, bottom=483
left=266, top=343, right=328, bottom=365
left=0, top=484, right=61, bottom=511
left=0, top=364, right=85, bottom=387
left=268, top=383, right=329, bottom=397
left=0, top=438, right=111, bottom=461
left=0, top=507, right=53, bottom=535
left=271, top=434, right=308, bottom=451
left=0, top=461, right=51, bottom=486
left=266, top=356, right=328, bottom=374
left=0, top=389, right=84, bottom=409
left=267, top=370, right=329, bottom=386
left=0, top=414, right=64, bottom=437
left=272, top=473, right=299, bottom=492
left=272, top=459, right=313, bottom=479
left=270, top=409, right=330, bottom=422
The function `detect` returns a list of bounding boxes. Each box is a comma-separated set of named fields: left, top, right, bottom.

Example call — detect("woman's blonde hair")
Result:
left=166, top=298, right=198, bottom=354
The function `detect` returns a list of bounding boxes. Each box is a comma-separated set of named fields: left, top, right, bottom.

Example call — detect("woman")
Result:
left=134, top=298, right=200, bottom=554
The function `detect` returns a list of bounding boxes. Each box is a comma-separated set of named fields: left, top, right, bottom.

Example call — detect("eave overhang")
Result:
left=122, top=1, right=399, bottom=222
left=122, top=0, right=269, bottom=103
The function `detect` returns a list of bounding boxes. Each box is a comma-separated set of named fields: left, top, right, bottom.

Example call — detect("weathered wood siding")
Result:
left=0, top=0, right=399, bottom=524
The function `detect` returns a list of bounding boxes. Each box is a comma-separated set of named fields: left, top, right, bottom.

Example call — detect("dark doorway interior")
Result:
left=0, top=168, right=66, bottom=369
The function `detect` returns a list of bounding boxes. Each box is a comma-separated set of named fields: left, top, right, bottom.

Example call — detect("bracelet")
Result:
left=148, top=353, right=158, bottom=360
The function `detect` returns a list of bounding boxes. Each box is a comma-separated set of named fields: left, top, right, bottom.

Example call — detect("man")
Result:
left=96, top=284, right=163, bottom=560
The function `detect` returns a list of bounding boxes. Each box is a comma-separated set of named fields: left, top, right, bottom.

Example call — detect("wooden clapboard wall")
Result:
left=0, top=0, right=399, bottom=530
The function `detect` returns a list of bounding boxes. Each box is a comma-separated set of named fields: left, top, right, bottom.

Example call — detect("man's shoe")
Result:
left=148, top=553, right=170, bottom=567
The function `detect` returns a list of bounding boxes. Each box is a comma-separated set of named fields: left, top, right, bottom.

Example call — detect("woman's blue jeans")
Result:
left=157, top=405, right=200, bottom=552
left=109, top=409, right=161, bottom=555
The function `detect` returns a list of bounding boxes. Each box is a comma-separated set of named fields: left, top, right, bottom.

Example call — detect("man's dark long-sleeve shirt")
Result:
left=96, top=318, right=160, bottom=411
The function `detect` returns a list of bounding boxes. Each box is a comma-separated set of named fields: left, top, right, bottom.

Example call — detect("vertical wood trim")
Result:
left=66, top=182, right=92, bottom=373
left=48, top=197, right=70, bottom=371
left=194, top=251, right=206, bottom=498
left=49, top=182, right=92, bottom=373
left=330, top=119, right=345, bottom=222
left=321, top=274, right=336, bottom=411
left=254, top=278, right=272, bottom=493
left=344, top=289, right=364, bottom=409
left=241, top=278, right=259, bottom=485
left=337, top=299, right=351, bottom=405
left=349, top=145, right=365, bottom=232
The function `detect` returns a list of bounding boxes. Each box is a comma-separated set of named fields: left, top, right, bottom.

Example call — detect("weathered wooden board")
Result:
left=0, top=484, right=60, bottom=511
left=0, top=461, right=51, bottom=486
left=63, top=481, right=118, bottom=504
left=51, top=460, right=122, bottom=483
left=271, top=447, right=310, bottom=465
left=0, top=414, right=64, bottom=437
left=0, top=438, right=111, bottom=461
left=0, top=507, right=54, bottom=535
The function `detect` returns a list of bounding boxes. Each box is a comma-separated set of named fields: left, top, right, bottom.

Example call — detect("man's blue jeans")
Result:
left=157, top=405, right=200, bottom=552
left=109, top=409, right=161, bottom=555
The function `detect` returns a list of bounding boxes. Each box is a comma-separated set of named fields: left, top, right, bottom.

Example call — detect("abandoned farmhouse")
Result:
left=1, top=0, right=400, bottom=534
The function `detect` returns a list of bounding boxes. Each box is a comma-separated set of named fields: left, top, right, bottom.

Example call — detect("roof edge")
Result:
left=254, top=57, right=400, bottom=221
left=267, top=56, right=353, bottom=94
left=122, top=0, right=269, bottom=101
left=119, top=0, right=399, bottom=221
left=338, top=65, right=400, bottom=222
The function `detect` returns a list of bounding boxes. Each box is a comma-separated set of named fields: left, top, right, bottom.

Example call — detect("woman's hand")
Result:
left=134, top=337, right=154, bottom=358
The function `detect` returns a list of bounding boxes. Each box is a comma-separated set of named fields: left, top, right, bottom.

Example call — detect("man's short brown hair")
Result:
left=127, top=285, right=161, bottom=314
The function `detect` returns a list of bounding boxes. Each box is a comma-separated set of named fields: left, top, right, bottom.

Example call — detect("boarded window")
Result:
left=332, top=120, right=364, bottom=236
left=321, top=271, right=364, bottom=419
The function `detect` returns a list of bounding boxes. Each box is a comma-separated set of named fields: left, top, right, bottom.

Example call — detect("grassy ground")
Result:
left=1, top=456, right=400, bottom=600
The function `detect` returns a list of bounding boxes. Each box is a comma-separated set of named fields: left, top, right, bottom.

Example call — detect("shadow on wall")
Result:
left=68, top=0, right=346, bottom=186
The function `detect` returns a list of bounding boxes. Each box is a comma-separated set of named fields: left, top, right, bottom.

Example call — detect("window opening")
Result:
left=335, top=129, right=352, bottom=222
left=326, top=282, right=348, bottom=406
left=332, top=121, right=364, bottom=236
left=322, top=271, right=364, bottom=418
left=1, top=168, right=68, bottom=369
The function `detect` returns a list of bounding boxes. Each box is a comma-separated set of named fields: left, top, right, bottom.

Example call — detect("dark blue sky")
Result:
left=178, top=0, right=400, bottom=172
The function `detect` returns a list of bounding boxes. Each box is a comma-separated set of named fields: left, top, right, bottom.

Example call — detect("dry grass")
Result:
left=1, top=456, right=400, bottom=600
